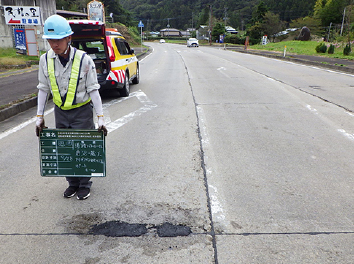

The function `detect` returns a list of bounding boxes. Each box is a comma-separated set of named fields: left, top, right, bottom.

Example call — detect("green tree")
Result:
left=314, top=0, right=349, bottom=26
left=198, top=6, right=210, bottom=26
left=265, top=0, right=316, bottom=22
left=251, top=1, right=268, bottom=24
left=290, top=16, right=322, bottom=36
left=212, top=22, right=225, bottom=41
left=247, top=22, right=263, bottom=44
left=102, top=0, right=133, bottom=25
left=261, top=12, right=285, bottom=42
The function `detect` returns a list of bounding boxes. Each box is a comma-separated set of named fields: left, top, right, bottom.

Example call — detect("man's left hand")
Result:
left=97, top=116, right=107, bottom=136
left=98, top=125, right=108, bottom=136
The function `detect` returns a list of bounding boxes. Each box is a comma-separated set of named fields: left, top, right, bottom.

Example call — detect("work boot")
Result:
left=63, top=186, right=79, bottom=198
left=77, top=187, right=90, bottom=200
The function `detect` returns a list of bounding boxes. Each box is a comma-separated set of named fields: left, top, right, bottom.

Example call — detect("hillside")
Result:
left=120, top=0, right=316, bottom=31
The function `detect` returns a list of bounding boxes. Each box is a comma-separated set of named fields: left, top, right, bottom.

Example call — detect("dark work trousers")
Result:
left=55, top=103, right=94, bottom=189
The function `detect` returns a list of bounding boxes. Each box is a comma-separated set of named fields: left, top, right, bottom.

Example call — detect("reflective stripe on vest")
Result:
left=47, top=49, right=91, bottom=110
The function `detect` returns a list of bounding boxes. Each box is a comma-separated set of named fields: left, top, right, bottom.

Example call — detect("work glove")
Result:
left=35, top=116, right=47, bottom=137
left=97, top=116, right=108, bottom=136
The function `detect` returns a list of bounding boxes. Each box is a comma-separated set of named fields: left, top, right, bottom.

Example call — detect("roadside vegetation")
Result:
left=251, top=41, right=354, bottom=60
left=0, top=48, right=39, bottom=66
left=220, top=0, right=353, bottom=58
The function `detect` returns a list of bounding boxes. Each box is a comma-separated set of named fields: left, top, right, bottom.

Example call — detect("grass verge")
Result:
left=250, top=41, right=354, bottom=60
left=0, top=48, right=40, bottom=66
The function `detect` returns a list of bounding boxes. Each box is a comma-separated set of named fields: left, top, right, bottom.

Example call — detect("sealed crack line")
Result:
left=1, top=230, right=353, bottom=237
left=219, top=231, right=354, bottom=236
left=177, top=48, right=219, bottom=264
left=245, top=67, right=354, bottom=114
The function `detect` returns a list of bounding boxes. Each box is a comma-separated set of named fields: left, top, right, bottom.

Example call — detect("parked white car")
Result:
left=187, top=38, right=199, bottom=47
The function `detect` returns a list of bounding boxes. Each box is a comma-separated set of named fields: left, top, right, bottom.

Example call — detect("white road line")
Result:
left=306, top=104, right=318, bottom=114
left=0, top=90, right=157, bottom=140
left=104, top=90, right=157, bottom=133
left=196, top=105, right=227, bottom=225
left=338, top=129, right=354, bottom=141
left=0, top=108, right=54, bottom=140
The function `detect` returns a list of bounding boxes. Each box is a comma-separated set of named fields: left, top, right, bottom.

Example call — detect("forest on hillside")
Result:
left=56, top=0, right=317, bottom=31
left=57, top=0, right=352, bottom=44
left=119, top=0, right=317, bottom=31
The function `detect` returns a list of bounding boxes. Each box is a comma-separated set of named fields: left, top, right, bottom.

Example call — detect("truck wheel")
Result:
left=132, top=65, right=139, bottom=84
left=120, top=72, right=130, bottom=97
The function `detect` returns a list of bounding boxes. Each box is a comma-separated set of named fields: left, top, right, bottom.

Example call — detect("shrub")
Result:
left=343, top=44, right=351, bottom=56
left=315, top=43, right=327, bottom=53
left=327, top=44, right=335, bottom=54
left=224, top=34, right=246, bottom=45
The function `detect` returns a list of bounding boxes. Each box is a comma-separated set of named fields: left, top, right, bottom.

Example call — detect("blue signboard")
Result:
left=219, top=34, right=224, bottom=44
left=138, top=20, right=144, bottom=27
left=13, top=28, right=26, bottom=51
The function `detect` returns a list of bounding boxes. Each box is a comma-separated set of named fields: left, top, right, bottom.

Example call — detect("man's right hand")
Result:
left=35, top=116, right=47, bottom=137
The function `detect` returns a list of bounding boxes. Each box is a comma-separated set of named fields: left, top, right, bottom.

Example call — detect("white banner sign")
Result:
left=87, top=0, right=105, bottom=22
left=4, top=6, right=41, bottom=25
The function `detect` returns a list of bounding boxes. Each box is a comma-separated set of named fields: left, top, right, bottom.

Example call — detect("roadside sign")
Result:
left=87, top=0, right=105, bottom=22
left=13, top=28, right=26, bottom=51
left=219, top=34, right=224, bottom=43
left=4, top=6, right=41, bottom=25
left=138, top=20, right=144, bottom=27
left=39, top=129, right=106, bottom=177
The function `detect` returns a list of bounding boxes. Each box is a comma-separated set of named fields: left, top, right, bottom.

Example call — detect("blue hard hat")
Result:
left=43, top=15, right=73, bottom=39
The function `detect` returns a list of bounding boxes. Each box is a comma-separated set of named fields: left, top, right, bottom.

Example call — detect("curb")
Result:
left=0, top=48, right=152, bottom=123
left=0, top=97, right=37, bottom=122
left=0, top=61, right=38, bottom=72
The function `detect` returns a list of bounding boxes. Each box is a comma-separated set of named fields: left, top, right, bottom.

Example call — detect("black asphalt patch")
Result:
left=89, top=221, right=147, bottom=237
left=89, top=221, right=192, bottom=237
left=156, top=222, right=192, bottom=237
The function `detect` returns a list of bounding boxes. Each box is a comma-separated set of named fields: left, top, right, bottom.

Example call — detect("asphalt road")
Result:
left=0, top=67, right=38, bottom=106
left=0, top=46, right=147, bottom=107
left=0, top=42, right=353, bottom=263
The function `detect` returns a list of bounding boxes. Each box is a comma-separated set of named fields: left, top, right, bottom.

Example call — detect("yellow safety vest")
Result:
left=47, top=49, right=91, bottom=110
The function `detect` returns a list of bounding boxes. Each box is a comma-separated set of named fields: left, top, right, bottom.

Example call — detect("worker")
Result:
left=35, top=14, right=107, bottom=200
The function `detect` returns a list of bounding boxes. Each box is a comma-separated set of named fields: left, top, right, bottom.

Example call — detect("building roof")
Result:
left=160, top=28, right=180, bottom=32
left=225, top=26, right=238, bottom=34
left=57, top=10, right=88, bottom=18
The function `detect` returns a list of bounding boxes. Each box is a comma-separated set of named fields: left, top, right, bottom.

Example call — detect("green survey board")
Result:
left=39, top=129, right=106, bottom=177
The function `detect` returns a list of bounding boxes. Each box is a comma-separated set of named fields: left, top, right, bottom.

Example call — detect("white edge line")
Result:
left=0, top=90, right=157, bottom=140
left=104, top=90, right=157, bottom=133
left=196, top=105, right=226, bottom=223
left=0, top=108, right=54, bottom=140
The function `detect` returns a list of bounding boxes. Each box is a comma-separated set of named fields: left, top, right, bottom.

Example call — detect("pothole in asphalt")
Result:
left=89, top=221, right=192, bottom=237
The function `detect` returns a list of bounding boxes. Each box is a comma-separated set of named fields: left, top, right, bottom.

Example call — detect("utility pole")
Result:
left=209, top=5, right=212, bottom=45
left=192, top=12, right=194, bottom=29
left=348, top=3, right=352, bottom=45
left=224, top=7, right=227, bottom=50
left=341, top=7, right=346, bottom=36
left=167, top=18, right=170, bottom=39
